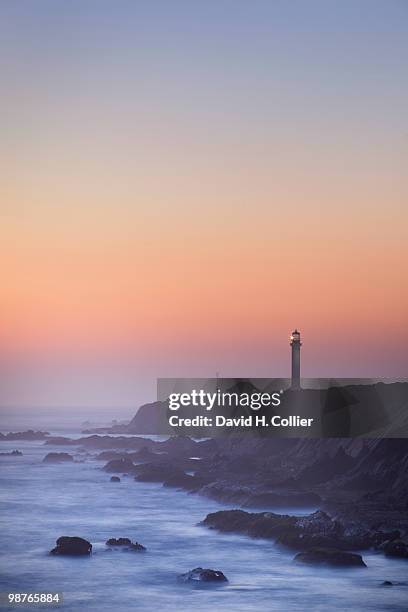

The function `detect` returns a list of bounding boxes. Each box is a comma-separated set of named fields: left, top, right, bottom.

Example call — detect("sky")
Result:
left=1, top=1, right=407, bottom=410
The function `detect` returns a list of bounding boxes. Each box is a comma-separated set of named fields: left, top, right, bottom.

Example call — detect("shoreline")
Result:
left=2, top=429, right=408, bottom=611
left=21, top=429, right=408, bottom=557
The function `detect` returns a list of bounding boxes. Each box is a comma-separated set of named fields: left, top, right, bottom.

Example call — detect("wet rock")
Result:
left=106, top=537, right=132, bottom=546
left=382, top=580, right=393, bottom=586
left=128, top=542, right=146, bottom=551
left=199, top=482, right=252, bottom=505
left=43, top=452, right=74, bottom=463
left=178, top=567, right=228, bottom=583
left=105, top=537, right=146, bottom=551
left=72, top=435, right=155, bottom=451
left=162, top=470, right=209, bottom=491
left=0, top=449, right=22, bottom=456
left=0, top=430, right=49, bottom=440
left=110, top=476, right=121, bottom=482
left=372, top=530, right=400, bottom=547
left=132, top=446, right=153, bottom=461
left=298, top=447, right=356, bottom=485
left=44, top=436, right=78, bottom=446
left=294, top=548, right=366, bottom=567
left=380, top=539, right=408, bottom=558
left=202, top=509, right=336, bottom=543
left=50, top=536, right=92, bottom=556
left=277, top=510, right=345, bottom=550
left=103, top=457, right=136, bottom=474
left=202, top=509, right=382, bottom=552
left=160, top=436, right=198, bottom=455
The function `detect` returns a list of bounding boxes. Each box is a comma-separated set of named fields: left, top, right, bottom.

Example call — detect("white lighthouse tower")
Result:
left=290, top=329, right=302, bottom=390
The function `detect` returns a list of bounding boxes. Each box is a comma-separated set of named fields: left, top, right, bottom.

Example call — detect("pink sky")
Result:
left=1, top=1, right=407, bottom=407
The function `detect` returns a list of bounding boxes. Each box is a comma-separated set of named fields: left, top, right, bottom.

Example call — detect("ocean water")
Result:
left=0, top=428, right=407, bottom=611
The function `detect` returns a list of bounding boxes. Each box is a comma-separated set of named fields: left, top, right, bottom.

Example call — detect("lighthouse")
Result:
left=290, top=329, right=302, bottom=390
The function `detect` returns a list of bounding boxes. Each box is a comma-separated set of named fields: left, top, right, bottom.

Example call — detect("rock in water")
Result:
left=294, top=548, right=366, bottom=567
left=103, top=457, right=136, bottom=473
left=43, top=452, right=74, bottom=463
left=178, top=567, right=228, bottom=583
left=105, top=537, right=146, bottom=551
left=50, top=536, right=92, bottom=556
left=0, top=430, right=49, bottom=440
left=110, top=476, right=121, bottom=482
left=106, top=537, right=132, bottom=546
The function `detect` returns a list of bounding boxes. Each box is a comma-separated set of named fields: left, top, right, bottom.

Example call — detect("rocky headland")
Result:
left=38, top=424, right=408, bottom=566
left=10, top=381, right=408, bottom=568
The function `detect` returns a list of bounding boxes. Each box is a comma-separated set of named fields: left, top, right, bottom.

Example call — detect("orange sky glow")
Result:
left=1, top=1, right=407, bottom=407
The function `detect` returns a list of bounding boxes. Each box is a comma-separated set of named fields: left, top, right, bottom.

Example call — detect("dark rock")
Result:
left=44, top=436, right=80, bottom=446
left=299, top=447, right=356, bottom=485
left=202, top=508, right=274, bottom=534
left=132, top=446, right=153, bottom=460
left=103, top=457, right=136, bottom=473
left=202, top=508, right=383, bottom=552
left=134, top=463, right=185, bottom=484
left=50, top=536, right=92, bottom=556
left=125, top=401, right=169, bottom=434
left=0, top=449, right=22, bottom=456
left=69, top=435, right=155, bottom=451
left=128, top=542, right=146, bottom=551
left=199, top=482, right=253, bottom=505
left=380, top=539, right=408, bottom=558
left=382, top=581, right=393, bottom=586
left=110, top=476, right=121, bottom=482
left=294, top=548, right=366, bottom=567
left=276, top=510, right=346, bottom=550
left=178, top=567, right=228, bottom=583
left=372, top=530, right=400, bottom=546
left=43, top=452, right=74, bottom=463
left=105, top=537, right=146, bottom=551
left=162, top=470, right=208, bottom=491
left=106, top=537, right=132, bottom=546
left=160, top=436, right=198, bottom=455
left=0, top=430, right=49, bottom=440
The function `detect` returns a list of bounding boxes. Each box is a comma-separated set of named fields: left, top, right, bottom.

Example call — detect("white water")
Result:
left=0, top=423, right=407, bottom=611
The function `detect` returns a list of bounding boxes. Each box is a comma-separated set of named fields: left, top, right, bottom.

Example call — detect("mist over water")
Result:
left=0, top=413, right=407, bottom=611
left=0, top=407, right=133, bottom=433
